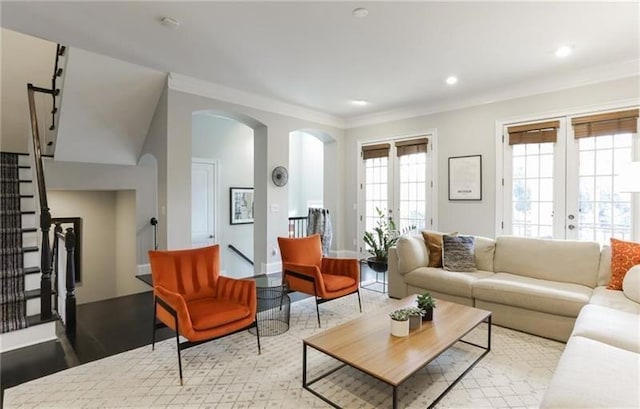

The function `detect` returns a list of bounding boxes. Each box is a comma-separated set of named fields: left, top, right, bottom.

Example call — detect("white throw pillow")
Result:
left=622, top=265, right=640, bottom=303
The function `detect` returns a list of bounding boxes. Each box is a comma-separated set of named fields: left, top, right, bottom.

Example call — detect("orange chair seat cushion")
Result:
left=322, top=274, right=356, bottom=292
left=187, top=298, right=251, bottom=331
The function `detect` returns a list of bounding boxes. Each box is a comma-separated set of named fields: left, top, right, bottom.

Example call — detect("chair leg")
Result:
left=312, top=280, right=321, bottom=328
left=174, top=314, right=183, bottom=386
left=151, top=297, right=158, bottom=351
left=357, top=289, right=363, bottom=313
left=254, top=315, right=261, bottom=355
left=314, top=297, right=321, bottom=328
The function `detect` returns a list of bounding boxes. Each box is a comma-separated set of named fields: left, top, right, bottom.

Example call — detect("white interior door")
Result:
left=192, top=160, right=217, bottom=247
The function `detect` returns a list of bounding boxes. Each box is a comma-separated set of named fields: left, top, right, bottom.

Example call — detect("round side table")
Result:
left=249, top=283, right=290, bottom=336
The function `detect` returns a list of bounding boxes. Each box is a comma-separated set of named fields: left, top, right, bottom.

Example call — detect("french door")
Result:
left=502, top=108, right=639, bottom=244
left=360, top=137, right=434, bottom=257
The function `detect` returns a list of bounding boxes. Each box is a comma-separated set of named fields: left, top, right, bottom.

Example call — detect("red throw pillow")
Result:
left=608, top=238, right=640, bottom=290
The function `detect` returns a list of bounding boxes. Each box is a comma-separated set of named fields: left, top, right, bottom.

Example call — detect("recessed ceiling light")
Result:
left=352, top=8, right=369, bottom=18
left=555, top=45, right=572, bottom=58
left=351, top=100, right=369, bottom=106
left=160, top=16, right=180, bottom=28
left=445, top=76, right=458, bottom=85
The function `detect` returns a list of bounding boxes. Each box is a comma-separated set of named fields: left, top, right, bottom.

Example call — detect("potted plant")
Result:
left=416, top=292, right=437, bottom=321
left=389, top=308, right=410, bottom=337
left=363, top=207, right=412, bottom=272
left=404, top=306, right=424, bottom=330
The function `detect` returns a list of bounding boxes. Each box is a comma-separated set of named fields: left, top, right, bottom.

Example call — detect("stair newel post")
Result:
left=64, top=227, right=77, bottom=336
left=53, top=222, right=63, bottom=311
left=40, top=208, right=53, bottom=320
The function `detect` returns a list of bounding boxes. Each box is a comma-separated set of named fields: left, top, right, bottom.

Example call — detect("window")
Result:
left=502, top=108, right=639, bottom=244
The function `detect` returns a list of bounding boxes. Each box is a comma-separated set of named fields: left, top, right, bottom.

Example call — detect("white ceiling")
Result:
left=2, top=2, right=639, bottom=123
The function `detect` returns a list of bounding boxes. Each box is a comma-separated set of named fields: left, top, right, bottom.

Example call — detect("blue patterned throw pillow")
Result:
left=442, top=235, right=477, bottom=272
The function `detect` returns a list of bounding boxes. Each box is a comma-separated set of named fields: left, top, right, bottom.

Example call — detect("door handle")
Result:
left=209, top=235, right=214, bottom=238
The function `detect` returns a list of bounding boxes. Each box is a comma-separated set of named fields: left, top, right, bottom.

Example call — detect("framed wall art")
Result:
left=230, top=187, right=254, bottom=224
left=448, top=155, right=482, bottom=201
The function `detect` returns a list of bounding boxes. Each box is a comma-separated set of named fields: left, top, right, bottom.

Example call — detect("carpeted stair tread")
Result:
left=25, top=266, right=40, bottom=275
left=27, top=313, right=59, bottom=326
left=0, top=227, right=37, bottom=233
left=1, top=152, right=29, bottom=333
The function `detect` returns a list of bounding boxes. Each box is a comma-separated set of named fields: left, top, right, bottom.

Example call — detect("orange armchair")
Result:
left=278, top=234, right=361, bottom=327
left=149, top=245, right=260, bottom=385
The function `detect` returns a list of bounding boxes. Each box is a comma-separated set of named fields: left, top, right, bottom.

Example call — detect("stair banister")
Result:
left=64, top=227, right=77, bottom=336
left=27, top=83, right=54, bottom=320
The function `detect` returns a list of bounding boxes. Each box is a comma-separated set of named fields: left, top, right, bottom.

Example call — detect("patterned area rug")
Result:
left=0, top=152, right=27, bottom=333
left=4, top=291, right=564, bottom=408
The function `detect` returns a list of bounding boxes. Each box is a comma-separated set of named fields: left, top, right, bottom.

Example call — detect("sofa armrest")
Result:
left=388, top=246, right=408, bottom=299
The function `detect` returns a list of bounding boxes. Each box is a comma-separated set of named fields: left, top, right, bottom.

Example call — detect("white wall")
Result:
left=44, top=159, right=157, bottom=265
left=115, top=190, right=148, bottom=296
left=0, top=28, right=56, bottom=152
left=192, top=113, right=254, bottom=277
left=345, top=76, right=640, bottom=246
left=165, top=89, right=345, bottom=274
left=288, top=131, right=324, bottom=217
left=48, top=191, right=117, bottom=304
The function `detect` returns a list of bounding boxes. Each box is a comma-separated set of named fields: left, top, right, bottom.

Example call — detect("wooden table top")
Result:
left=303, top=296, right=491, bottom=386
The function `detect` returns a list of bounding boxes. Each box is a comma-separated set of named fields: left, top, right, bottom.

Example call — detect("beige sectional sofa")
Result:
left=389, top=233, right=640, bottom=408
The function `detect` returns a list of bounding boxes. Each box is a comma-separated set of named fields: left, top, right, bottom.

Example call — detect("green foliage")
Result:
left=363, top=207, right=414, bottom=263
left=402, top=306, right=424, bottom=317
left=389, top=309, right=410, bottom=321
left=416, top=292, right=437, bottom=311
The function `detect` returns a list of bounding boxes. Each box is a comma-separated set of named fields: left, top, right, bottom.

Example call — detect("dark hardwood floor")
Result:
left=0, top=266, right=382, bottom=406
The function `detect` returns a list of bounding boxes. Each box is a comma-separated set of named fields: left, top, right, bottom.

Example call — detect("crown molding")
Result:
left=168, top=72, right=345, bottom=129
left=345, top=59, right=640, bottom=129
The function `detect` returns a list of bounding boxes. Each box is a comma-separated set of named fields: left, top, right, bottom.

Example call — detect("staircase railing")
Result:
left=27, top=84, right=54, bottom=321
left=228, top=245, right=254, bottom=266
left=288, top=216, right=307, bottom=238
left=25, top=43, right=68, bottom=324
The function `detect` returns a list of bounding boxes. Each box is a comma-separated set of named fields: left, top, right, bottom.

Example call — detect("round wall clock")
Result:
left=272, top=166, right=289, bottom=187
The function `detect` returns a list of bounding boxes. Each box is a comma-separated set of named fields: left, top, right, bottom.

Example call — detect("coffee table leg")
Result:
left=302, top=342, right=307, bottom=387
left=487, top=315, right=492, bottom=351
left=393, top=385, right=397, bottom=409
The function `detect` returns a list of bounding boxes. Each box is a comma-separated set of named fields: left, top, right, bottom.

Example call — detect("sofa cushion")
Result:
left=572, top=304, right=640, bottom=353
left=474, top=236, right=496, bottom=272
left=493, top=236, right=600, bottom=287
left=472, top=273, right=592, bottom=317
left=540, top=336, right=640, bottom=409
left=421, top=231, right=446, bottom=267
left=590, top=286, right=640, bottom=314
left=396, top=235, right=429, bottom=274
left=608, top=238, right=640, bottom=290
left=442, top=235, right=476, bottom=272
left=623, top=265, right=640, bottom=303
left=404, top=267, right=493, bottom=298
left=597, top=245, right=611, bottom=287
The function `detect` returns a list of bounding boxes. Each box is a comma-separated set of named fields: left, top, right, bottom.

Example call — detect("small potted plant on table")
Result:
left=404, top=306, right=424, bottom=330
left=389, top=308, right=410, bottom=337
left=416, top=292, right=437, bottom=321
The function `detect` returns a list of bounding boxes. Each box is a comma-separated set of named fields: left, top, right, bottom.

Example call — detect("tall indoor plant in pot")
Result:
left=363, top=207, right=404, bottom=272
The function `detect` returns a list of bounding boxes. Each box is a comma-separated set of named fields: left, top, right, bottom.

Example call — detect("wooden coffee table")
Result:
left=302, top=296, right=491, bottom=409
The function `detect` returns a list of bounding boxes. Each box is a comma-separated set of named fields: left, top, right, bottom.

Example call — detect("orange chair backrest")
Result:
left=149, top=245, right=220, bottom=298
left=277, top=234, right=323, bottom=269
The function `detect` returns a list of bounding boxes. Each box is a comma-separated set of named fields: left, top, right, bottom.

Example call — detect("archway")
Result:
left=192, top=111, right=256, bottom=278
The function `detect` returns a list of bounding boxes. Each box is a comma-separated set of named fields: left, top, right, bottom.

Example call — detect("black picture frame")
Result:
left=230, top=187, right=254, bottom=224
left=448, top=155, right=482, bottom=201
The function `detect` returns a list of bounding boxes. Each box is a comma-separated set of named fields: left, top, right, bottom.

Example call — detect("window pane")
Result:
left=579, top=151, right=595, bottom=176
